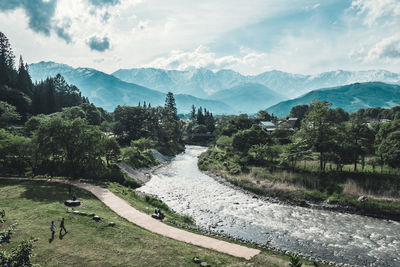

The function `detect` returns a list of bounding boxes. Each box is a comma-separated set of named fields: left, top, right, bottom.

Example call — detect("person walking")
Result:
left=50, top=221, right=56, bottom=240
left=60, top=218, right=67, bottom=234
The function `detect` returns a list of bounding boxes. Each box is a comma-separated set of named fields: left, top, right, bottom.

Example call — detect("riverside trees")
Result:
left=204, top=100, right=400, bottom=173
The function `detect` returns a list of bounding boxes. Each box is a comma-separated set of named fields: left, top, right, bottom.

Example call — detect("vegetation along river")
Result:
left=138, top=146, right=400, bottom=266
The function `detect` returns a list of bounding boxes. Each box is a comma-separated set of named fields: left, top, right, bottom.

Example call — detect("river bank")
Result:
left=198, top=148, right=400, bottom=222
left=138, top=146, right=400, bottom=267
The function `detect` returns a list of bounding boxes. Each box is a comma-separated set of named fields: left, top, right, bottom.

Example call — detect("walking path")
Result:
left=2, top=177, right=260, bottom=260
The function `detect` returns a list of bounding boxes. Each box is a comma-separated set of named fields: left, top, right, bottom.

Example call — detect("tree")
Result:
left=0, top=32, right=16, bottom=87
left=379, top=131, right=400, bottom=169
left=254, top=110, right=273, bottom=122
left=190, top=104, right=196, bottom=121
left=289, top=105, right=309, bottom=121
left=164, top=92, right=177, bottom=118
left=196, top=107, right=204, bottom=124
left=34, top=117, right=106, bottom=178
left=281, top=140, right=312, bottom=170
left=347, top=116, right=374, bottom=171
left=0, top=101, right=20, bottom=127
left=232, top=125, right=271, bottom=154
left=104, top=137, right=121, bottom=167
left=16, top=56, right=33, bottom=97
left=299, top=100, right=337, bottom=171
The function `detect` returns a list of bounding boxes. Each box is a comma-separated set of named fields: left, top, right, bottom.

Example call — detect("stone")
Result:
left=108, top=222, right=115, bottom=227
left=93, top=215, right=101, bottom=221
left=200, top=262, right=209, bottom=267
left=358, top=195, right=368, bottom=202
left=192, top=257, right=201, bottom=264
left=79, top=212, right=87, bottom=216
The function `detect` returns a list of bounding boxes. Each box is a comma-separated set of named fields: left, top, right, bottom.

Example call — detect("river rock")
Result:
left=200, top=262, right=209, bottom=267
left=93, top=215, right=101, bottom=221
left=358, top=196, right=368, bottom=202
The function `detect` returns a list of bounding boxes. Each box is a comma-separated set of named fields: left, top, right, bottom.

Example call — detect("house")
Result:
left=287, top=117, right=300, bottom=128
left=260, top=121, right=276, bottom=132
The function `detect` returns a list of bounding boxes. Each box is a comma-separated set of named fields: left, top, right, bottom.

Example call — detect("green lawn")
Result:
left=0, top=179, right=304, bottom=267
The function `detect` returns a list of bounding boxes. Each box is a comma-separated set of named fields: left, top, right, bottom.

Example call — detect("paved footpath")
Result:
left=2, top=178, right=260, bottom=260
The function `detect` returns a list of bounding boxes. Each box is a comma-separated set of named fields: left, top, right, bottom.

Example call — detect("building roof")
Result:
left=260, top=121, right=275, bottom=127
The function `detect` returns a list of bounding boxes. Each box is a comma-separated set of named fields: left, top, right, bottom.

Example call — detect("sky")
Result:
left=1, top=0, right=400, bottom=75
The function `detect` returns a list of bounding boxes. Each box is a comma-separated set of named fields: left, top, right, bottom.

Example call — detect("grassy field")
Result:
left=0, top=178, right=317, bottom=267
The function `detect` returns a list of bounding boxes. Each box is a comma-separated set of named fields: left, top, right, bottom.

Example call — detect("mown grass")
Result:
left=105, top=182, right=196, bottom=227
left=0, top=179, right=325, bottom=267
left=0, top=179, right=245, bottom=266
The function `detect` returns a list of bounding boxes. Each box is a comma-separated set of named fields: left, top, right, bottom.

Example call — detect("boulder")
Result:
left=93, top=215, right=101, bottom=222
left=358, top=195, right=368, bottom=202
left=192, top=257, right=201, bottom=264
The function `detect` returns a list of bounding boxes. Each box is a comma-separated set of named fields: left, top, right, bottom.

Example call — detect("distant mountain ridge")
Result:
left=113, top=68, right=400, bottom=98
left=28, top=61, right=232, bottom=113
left=209, top=83, right=286, bottom=114
left=29, top=61, right=400, bottom=115
left=267, top=82, right=400, bottom=117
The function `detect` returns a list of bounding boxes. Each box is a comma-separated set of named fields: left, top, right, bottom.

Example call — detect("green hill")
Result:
left=267, top=82, right=400, bottom=117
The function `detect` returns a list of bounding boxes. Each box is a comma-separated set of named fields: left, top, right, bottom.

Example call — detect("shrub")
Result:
left=144, top=195, right=170, bottom=212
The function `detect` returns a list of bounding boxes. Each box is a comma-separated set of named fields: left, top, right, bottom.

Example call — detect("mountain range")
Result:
left=267, top=82, right=400, bottom=117
left=29, top=61, right=400, bottom=115
left=113, top=68, right=400, bottom=98
left=28, top=62, right=231, bottom=113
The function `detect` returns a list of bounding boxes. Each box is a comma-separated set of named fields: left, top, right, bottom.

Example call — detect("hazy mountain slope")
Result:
left=267, top=82, right=400, bottom=117
left=112, top=67, right=400, bottom=98
left=28, top=61, right=233, bottom=113
left=210, top=83, right=286, bottom=114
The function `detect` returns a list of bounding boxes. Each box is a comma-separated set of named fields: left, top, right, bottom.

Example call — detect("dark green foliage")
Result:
left=123, top=138, right=158, bottom=169
left=33, top=117, right=107, bottom=179
left=232, top=125, right=271, bottom=154
left=145, top=195, right=170, bottom=212
left=184, top=105, right=216, bottom=144
left=0, top=32, right=16, bottom=87
left=379, top=131, right=400, bottom=168
left=31, top=75, right=86, bottom=115
left=0, top=211, right=39, bottom=267
left=0, top=101, right=21, bottom=127
left=289, top=105, right=309, bottom=121
left=289, top=253, right=302, bottom=267
left=0, top=85, right=31, bottom=120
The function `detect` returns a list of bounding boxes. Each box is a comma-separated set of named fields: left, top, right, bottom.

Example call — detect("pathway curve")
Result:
left=1, top=177, right=260, bottom=260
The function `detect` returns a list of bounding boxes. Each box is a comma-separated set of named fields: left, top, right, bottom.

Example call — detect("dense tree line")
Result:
left=0, top=31, right=186, bottom=181
left=0, top=32, right=88, bottom=123
left=113, top=92, right=184, bottom=155
left=202, top=100, right=400, bottom=175
left=183, top=105, right=215, bottom=144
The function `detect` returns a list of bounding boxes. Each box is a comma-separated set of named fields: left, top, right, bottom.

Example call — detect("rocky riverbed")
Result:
left=138, top=146, right=400, bottom=267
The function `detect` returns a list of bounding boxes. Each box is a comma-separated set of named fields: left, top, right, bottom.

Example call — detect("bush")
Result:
left=144, top=195, right=170, bottom=212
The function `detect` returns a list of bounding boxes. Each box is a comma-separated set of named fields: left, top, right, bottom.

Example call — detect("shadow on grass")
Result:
left=0, top=178, right=95, bottom=203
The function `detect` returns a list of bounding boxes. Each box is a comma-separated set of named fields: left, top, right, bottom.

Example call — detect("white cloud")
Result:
left=366, top=34, right=400, bottom=61
left=351, top=0, right=400, bottom=26
left=144, top=46, right=269, bottom=74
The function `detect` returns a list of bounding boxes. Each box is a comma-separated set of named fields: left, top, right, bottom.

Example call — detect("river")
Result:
left=138, top=146, right=400, bottom=266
